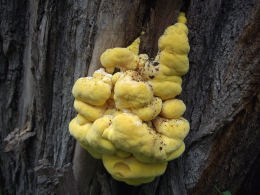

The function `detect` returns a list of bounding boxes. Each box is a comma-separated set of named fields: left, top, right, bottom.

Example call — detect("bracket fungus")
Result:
left=69, top=12, right=190, bottom=186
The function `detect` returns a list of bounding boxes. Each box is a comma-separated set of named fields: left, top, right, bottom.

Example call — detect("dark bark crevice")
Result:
left=192, top=95, right=260, bottom=195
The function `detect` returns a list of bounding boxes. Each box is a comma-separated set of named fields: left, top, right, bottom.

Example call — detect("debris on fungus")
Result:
left=69, top=12, right=190, bottom=186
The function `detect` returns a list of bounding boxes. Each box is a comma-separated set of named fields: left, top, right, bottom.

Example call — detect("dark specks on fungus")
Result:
left=153, top=62, right=159, bottom=66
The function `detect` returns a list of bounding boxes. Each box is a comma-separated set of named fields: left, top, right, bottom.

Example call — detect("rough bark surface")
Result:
left=0, top=0, right=259, bottom=195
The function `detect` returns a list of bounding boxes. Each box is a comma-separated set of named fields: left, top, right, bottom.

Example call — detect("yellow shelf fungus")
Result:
left=69, top=12, right=190, bottom=186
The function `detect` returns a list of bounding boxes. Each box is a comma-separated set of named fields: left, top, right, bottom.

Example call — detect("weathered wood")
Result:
left=0, top=0, right=259, bottom=194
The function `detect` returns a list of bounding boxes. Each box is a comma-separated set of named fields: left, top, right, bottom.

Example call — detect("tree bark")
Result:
left=0, top=0, right=259, bottom=195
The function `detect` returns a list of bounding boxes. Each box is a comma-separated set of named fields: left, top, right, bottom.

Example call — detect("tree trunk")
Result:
left=0, top=0, right=259, bottom=194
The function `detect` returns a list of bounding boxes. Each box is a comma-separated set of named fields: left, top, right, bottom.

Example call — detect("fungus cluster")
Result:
left=69, top=12, right=190, bottom=185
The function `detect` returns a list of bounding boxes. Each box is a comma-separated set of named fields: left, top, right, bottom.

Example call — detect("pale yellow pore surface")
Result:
left=102, top=154, right=167, bottom=186
left=69, top=12, right=190, bottom=186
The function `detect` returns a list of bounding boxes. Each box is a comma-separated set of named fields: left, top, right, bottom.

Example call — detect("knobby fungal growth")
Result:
left=69, top=12, right=190, bottom=186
